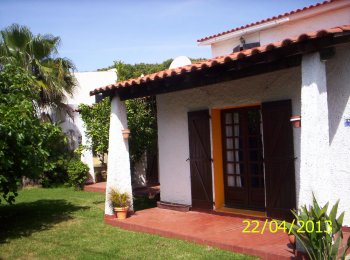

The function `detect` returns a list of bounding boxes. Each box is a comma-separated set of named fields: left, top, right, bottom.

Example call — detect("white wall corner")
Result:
left=104, top=95, right=133, bottom=215
left=299, top=52, right=330, bottom=207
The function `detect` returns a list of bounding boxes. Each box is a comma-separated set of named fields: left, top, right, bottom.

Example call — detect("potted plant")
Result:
left=109, top=188, right=130, bottom=219
left=285, top=194, right=350, bottom=260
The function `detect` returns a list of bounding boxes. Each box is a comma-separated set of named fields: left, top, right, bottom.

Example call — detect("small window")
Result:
left=232, top=42, right=260, bottom=53
left=95, top=93, right=104, bottom=103
left=243, top=42, right=260, bottom=49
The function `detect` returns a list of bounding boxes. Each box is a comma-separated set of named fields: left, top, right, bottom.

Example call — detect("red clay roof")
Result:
left=197, top=0, right=335, bottom=43
left=90, top=25, right=350, bottom=96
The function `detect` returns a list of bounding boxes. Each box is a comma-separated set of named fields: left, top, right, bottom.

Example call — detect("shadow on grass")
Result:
left=0, top=199, right=89, bottom=243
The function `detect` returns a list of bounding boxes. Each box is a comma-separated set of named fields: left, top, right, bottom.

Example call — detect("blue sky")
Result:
left=0, top=0, right=321, bottom=71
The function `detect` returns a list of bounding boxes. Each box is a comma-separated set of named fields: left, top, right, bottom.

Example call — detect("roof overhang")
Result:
left=91, top=26, right=350, bottom=101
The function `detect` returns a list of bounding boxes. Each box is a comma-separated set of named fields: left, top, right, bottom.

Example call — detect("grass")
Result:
left=0, top=187, right=257, bottom=259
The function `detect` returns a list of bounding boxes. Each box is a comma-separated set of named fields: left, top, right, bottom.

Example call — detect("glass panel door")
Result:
left=221, top=107, right=265, bottom=210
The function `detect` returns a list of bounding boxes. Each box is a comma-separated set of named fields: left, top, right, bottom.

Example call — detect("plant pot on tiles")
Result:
left=288, top=234, right=296, bottom=249
left=109, top=188, right=130, bottom=220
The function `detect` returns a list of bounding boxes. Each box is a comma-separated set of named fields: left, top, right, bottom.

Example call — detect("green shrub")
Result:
left=67, top=159, right=89, bottom=190
left=109, top=188, right=130, bottom=208
left=40, top=123, right=72, bottom=187
left=286, top=194, right=350, bottom=260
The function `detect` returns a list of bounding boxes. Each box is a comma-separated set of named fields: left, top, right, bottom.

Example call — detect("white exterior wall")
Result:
left=59, top=70, right=117, bottom=181
left=299, top=46, right=350, bottom=226
left=326, top=45, right=350, bottom=226
left=209, top=2, right=350, bottom=57
left=157, top=46, right=350, bottom=226
left=157, top=67, right=301, bottom=206
left=299, top=52, right=330, bottom=208
left=211, top=32, right=259, bottom=58
left=66, top=70, right=117, bottom=106
left=260, top=6, right=350, bottom=46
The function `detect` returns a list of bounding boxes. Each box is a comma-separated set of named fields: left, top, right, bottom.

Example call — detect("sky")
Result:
left=0, top=0, right=322, bottom=72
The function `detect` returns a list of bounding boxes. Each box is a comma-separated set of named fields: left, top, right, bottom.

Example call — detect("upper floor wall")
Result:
left=206, top=0, right=350, bottom=57
left=66, top=70, right=117, bottom=107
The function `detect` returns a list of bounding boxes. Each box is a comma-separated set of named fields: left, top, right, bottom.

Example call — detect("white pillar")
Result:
left=104, top=95, right=133, bottom=215
left=299, top=52, right=330, bottom=207
left=81, top=133, right=95, bottom=183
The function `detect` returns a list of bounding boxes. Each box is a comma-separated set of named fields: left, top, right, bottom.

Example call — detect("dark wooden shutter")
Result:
left=262, top=100, right=296, bottom=220
left=188, top=110, right=213, bottom=210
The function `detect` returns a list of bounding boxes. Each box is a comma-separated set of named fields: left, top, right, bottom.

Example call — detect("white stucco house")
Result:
left=91, top=0, right=350, bottom=226
left=59, top=70, right=117, bottom=182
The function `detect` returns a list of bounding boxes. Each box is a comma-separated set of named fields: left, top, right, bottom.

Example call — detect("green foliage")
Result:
left=97, top=58, right=205, bottom=165
left=0, top=65, right=46, bottom=203
left=67, top=159, right=89, bottom=190
left=78, top=98, right=111, bottom=164
left=40, top=123, right=71, bottom=187
left=109, top=188, right=130, bottom=208
left=0, top=64, right=72, bottom=202
left=126, top=97, right=157, bottom=163
left=286, top=194, right=350, bottom=260
left=114, top=59, right=173, bottom=81
left=0, top=23, right=76, bottom=112
left=114, top=61, right=161, bottom=164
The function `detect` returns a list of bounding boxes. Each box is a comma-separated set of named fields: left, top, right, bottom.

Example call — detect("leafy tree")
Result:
left=114, top=61, right=164, bottom=165
left=0, top=64, right=72, bottom=203
left=78, top=98, right=111, bottom=165
left=114, top=59, right=173, bottom=81
left=0, top=24, right=76, bottom=114
left=0, top=65, right=45, bottom=203
left=125, top=97, right=157, bottom=164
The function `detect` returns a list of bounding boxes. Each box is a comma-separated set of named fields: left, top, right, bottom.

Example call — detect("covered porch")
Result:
left=90, top=25, right=350, bottom=257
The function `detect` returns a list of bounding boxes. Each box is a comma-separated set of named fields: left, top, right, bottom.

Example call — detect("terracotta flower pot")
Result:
left=288, top=234, right=296, bottom=248
left=114, top=206, right=129, bottom=220
left=122, top=129, right=130, bottom=139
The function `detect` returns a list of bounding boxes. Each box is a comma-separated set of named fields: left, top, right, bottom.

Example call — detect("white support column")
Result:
left=299, top=52, right=330, bottom=207
left=81, top=134, right=95, bottom=183
left=104, top=95, right=133, bottom=215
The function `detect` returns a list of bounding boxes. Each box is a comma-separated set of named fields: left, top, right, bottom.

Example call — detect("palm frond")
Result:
left=0, top=23, right=77, bottom=116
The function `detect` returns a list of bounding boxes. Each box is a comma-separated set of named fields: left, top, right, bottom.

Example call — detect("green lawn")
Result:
left=0, top=188, right=256, bottom=259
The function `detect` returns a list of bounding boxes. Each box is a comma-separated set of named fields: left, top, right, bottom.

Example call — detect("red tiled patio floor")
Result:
left=105, top=208, right=296, bottom=259
left=84, top=182, right=161, bottom=197
left=84, top=182, right=106, bottom=193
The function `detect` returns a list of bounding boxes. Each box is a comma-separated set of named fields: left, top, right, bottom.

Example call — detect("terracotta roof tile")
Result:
left=90, top=25, right=350, bottom=96
left=197, top=0, right=334, bottom=43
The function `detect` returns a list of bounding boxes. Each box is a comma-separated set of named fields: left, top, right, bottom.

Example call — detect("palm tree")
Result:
left=0, top=24, right=76, bottom=114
